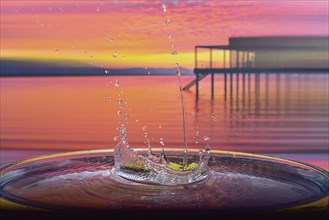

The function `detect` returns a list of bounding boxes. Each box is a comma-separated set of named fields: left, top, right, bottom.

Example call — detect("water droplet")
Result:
left=171, top=51, right=178, bottom=56
left=119, top=126, right=126, bottom=135
left=105, top=70, right=109, bottom=74
left=168, top=34, right=173, bottom=39
left=115, top=80, right=120, bottom=87
left=191, top=112, right=196, bottom=117
left=171, top=44, right=175, bottom=48
left=135, top=119, right=139, bottom=123
left=165, top=19, right=171, bottom=25
left=203, top=136, right=210, bottom=141
left=123, top=112, right=129, bottom=121
left=159, top=138, right=165, bottom=146
left=211, top=115, right=217, bottom=121
left=194, top=139, right=199, bottom=144
left=142, top=126, right=148, bottom=132
left=113, top=52, right=117, bottom=58
left=162, top=3, right=167, bottom=13
left=54, top=49, right=60, bottom=53
left=108, top=36, right=114, bottom=42
left=147, top=72, right=151, bottom=75
left=109, top=96, right=113, bottom=101
left=117, top=110, right=122, bottom=115
left=158, top=124, right=162, bottom=129
left=175, top=63, right=180, bottom=68
left=114, top=136, right=119, bottom=141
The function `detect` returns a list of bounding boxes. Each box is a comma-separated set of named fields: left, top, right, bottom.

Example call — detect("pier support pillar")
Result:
left=196, top=73, right=199, bottom=100
left=224, top=73, right=227, bottom=100
left=211, top=72, right=214, bottom=99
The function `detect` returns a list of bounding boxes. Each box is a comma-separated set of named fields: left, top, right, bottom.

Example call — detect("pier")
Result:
left=184, top=36, right=329, bottom=99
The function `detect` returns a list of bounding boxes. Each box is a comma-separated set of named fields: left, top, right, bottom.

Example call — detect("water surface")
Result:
left=1, top=74, right=328, bottom=169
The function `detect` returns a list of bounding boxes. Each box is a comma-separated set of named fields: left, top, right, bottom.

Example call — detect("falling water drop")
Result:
left=160, top=138, right=165, bottom=146
left=203, top=136, right=210, bottom=141
left=162, top=3, right=167, bottom=13
left=194, top=126, right=199, bottom=144
left=165, top=19, right=171, bottom=25
left=109, top=96, right=113, bottom=102
left=211, top=115, right=217, bottom=121
left=54, top=49, right=60, bottom=53
left=114, top=80, right=120, bottom=87
left=108, top=36, right=114, bottom=42
left=114, top=136, right=119, bottom=141
left=171, top=44, right=175, bottom=48
left=105, top=70, right=109, bottom=74
left=158, top=124, right=162, bottom=129
left=171, top=51, right=178, bottom=56
left=168, top=34, right=174, bottom=39
left=113, top=52, right=117, bottom=58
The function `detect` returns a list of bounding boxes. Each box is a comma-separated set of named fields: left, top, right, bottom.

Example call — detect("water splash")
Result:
left=114, top=138, right=210, bottom=185
left=111, top=1, right=211, bottom=186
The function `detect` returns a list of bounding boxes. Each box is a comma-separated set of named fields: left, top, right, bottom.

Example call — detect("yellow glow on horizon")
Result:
left=1, top=49, right=201, bottom=69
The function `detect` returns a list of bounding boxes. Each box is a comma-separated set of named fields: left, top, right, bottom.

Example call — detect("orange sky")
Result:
left=1, top=0, right=328, bottom=69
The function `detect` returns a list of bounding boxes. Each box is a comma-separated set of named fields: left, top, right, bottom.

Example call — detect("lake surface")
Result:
left=1, top=74, right=328, bottom=169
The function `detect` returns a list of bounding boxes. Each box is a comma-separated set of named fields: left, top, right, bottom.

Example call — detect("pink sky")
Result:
left=1, top=0, right=328, bottom=69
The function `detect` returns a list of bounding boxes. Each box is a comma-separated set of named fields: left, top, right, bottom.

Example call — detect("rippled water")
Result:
left=0, top=74, right=328, bottom=168
left=1, top=150, right=328, bottom=211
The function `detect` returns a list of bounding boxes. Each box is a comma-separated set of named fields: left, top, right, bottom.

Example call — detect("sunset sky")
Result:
left=1, top=0, right=328, bottom=69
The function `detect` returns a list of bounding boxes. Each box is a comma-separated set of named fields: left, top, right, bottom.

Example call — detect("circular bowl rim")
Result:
left=0, top=148, right=328, bottom=212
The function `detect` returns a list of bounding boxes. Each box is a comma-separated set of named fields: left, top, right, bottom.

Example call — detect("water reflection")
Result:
left=195, top=73, right=329, bottom=153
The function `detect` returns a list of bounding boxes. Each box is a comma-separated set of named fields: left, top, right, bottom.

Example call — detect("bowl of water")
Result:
left=1, top=148, right=328, bottom=215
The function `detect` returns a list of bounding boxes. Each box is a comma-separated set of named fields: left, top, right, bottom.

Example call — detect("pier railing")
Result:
left=185, top=44, right=329, bottom=100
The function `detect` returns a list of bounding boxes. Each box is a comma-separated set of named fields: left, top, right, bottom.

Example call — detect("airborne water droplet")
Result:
left=158, top=124, right=162, bottom=129
left=115, top=80, right=120, bottom=87
left=108, top=36, right=114, bottom=42
left=168, top=34, right=173, bottom=39
left=109, top=96, right=113, bottom=101
left=160, top=138, right=165, bottom=146
left=165, top=19, right=171, bottom=25
left=171, top=51, right=178, bottom=56
left=54, top=49, right=60, bottom=53
left=203, top=136, right=210, bottom=141
left=113, top=52, right=117, bottom=58
left=105, top=70, right=109, bottom=74
left=162, top=3, right=167, bottom=13
left=114, top=136, right=119, bottom=141
left=211, top=115, right=217, bottom=121
left=171, top=44, right=175, bottom=48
